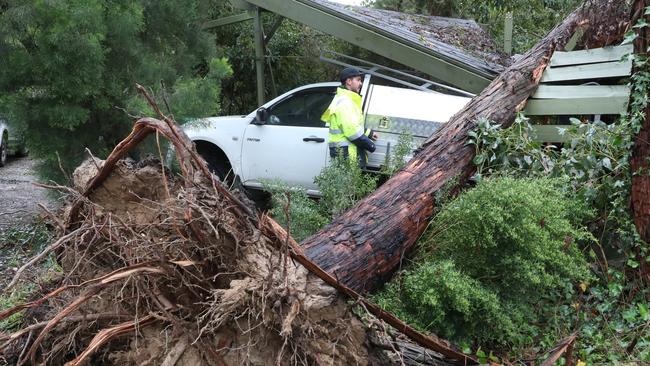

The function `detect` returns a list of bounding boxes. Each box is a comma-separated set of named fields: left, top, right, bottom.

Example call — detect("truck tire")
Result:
left=201, top=153, right=234, bottom=186
left=194, top=142, right=236, bottom=187
left=193, top=141, right=272, bottom=209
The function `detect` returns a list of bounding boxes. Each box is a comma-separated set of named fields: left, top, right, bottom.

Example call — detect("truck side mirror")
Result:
left=254, top=107, right=269, bottom=125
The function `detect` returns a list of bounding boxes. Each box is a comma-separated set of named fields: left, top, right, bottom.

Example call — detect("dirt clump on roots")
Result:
left=0, top=151, right=369, bottom=365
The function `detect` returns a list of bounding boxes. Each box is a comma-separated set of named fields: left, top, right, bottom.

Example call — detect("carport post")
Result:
left=504, top=12, right=513, bottom=55
left=253, top=7, right=266, bottom=105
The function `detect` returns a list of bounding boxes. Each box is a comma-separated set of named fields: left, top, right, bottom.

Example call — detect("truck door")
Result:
left=241, top=88, right=335, bottom=190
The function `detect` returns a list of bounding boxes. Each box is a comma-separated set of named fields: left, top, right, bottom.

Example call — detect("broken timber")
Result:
left=301, top=0, right=630, bottom=293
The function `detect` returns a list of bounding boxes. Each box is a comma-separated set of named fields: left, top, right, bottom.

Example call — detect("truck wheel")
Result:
left=0, top=134, right=7, bottom=167
left=200, top=152, right=235, bottom=187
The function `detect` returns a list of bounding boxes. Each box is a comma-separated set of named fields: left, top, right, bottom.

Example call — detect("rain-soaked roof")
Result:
left=310, top=0, right=511, bottom=77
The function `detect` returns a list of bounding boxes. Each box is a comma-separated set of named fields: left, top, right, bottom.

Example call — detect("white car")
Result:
left=183, top=80, right=470, bottom=196
left=0, top=119, right=9, bottom=167
left=0, top=118, right=27, bottom=167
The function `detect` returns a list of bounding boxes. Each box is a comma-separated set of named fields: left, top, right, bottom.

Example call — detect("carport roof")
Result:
left=313, top=0, right=510, bottom=76
left=242, top=0, right=510, bottom=93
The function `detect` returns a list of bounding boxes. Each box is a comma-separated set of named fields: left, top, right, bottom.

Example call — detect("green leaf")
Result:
left=638, top=303, right=649, bottom=321
left=569, top=117, right=582, bottom=126
left=488, top=351, right=499, bottom=363
left=627, top=258, right=639, bottom=268
left=623, top=308, right=637, bottom=322
left=602, top=157, right=612, bottom=170
left=623, top=31, right=638, bottom=45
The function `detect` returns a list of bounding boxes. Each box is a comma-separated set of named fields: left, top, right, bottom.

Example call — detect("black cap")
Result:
left=339, top=67, right=363, bottom=83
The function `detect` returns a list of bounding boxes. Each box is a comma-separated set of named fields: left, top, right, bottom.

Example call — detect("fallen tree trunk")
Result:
left=302, top=0, right=630, bottom=292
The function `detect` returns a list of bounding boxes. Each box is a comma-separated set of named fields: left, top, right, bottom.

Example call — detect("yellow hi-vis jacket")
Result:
left=321, top=87, right=371, bottom=162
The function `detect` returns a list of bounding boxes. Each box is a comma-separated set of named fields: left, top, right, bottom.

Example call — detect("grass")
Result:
left=0, top=221, right=58, bottom=332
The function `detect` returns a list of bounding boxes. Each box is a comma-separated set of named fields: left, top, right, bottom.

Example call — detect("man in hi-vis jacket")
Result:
left=321, top=67, right=377, bottom=167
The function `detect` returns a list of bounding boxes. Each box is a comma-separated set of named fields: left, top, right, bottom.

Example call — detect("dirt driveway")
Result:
left=0, top=157, right=59, bottom=232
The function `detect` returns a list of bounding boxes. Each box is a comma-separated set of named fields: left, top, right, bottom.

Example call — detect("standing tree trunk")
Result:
left=302, top=0, right=629, bottom=292
left=631, top=0, right=650, bottom=280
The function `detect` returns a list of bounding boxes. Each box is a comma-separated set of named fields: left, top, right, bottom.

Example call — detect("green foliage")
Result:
left=211, top=6, right=338, bottom=115
left=0, top=221, right=53, bottom=255
left=380, top=130, right=413, bottom=176
left=0, top=222, right=57, bottom=332
left=375, top=259, right=520, bottom=345
left=266, top=182, right=329, bottom=243
left=571, top=269, right=650, bottom=364
left=267, top=156, right=378, bottom=241
left=460, top=14, right=650, bottom=361
left=0, top=0, right=230, bottom=183
left=469, top=114, right=638, bottom=259
left=374, top=177, right=594, bottom=348
left=266, top=132, right=412, bottom=242
left=429, top=177, right=593, bottom=299
left=0, top=285, right=33, bottom=332
left=315, top=156, right=378, bottom=218
left=126, top=57, right=233, bottom=123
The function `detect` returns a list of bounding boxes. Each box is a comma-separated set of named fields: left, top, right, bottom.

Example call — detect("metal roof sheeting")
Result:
left=309, top=0, right=510, bottom=77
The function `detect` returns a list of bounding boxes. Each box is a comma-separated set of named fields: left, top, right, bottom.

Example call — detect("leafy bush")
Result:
left=375, top=259, right=522, bottom=345
left=469, top=114, right=639, bottom=262
left=266, top=182, right=329, bottom=242
left=429, top=177, right=593, bottom=299
left=374, top=177, right=594, bottom=347
left=0, top=0, right=230, bottom=183
left=315, top=156, right=378, bottom=219
left=267, top=156, right=378, bottom=241
left=380, top=130, right=414, bottom=176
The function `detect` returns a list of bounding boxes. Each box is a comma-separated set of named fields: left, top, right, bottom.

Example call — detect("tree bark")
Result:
left=302, top=0, right=629, bottom=292
left=631, top=0, right=650, bottom=279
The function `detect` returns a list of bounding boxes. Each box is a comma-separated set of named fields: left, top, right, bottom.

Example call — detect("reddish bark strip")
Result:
left=631, top=0, right=650, bottom=279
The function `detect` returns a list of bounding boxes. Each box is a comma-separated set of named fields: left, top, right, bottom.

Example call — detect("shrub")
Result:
left=374, top=259, right=523, bottom=345
left=315, top=156, right=378, bottom=219
left=266, top=182, right=329, bottom=242
left=380, top=130, right=414, bottom=176
left=374, top=177, right=594, bottom=347
left=267, top=156, right=378, bottom=241
left=468, top=114, right=637, bottom=259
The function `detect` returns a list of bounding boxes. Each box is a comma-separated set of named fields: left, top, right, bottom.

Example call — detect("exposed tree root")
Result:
left=65, top=314, right=159, bottom=366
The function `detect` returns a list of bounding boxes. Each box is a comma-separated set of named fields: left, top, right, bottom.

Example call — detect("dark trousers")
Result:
left=329, top=146, right=367, bottom=168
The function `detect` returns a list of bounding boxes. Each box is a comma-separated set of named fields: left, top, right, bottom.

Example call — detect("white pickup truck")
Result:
left=183, top=80, right=470, bottom=196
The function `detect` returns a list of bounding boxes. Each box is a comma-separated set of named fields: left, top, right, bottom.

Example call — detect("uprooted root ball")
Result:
left=1, top=157, right=367, bottom=365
